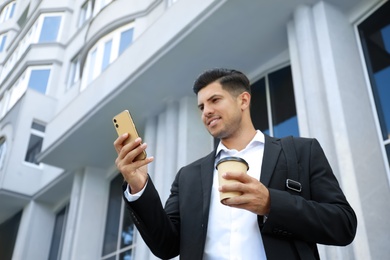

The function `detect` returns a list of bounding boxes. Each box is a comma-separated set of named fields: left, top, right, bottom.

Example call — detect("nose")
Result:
left=202, top=104, right=213, bottom=118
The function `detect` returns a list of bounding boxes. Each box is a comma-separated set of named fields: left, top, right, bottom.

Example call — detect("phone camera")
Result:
left=113, top=119, right=117, bottom=123
left=115, top=124, right=119, bottom=128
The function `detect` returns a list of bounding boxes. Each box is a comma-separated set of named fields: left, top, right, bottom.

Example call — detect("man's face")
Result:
left=197, top=82, right=243, bottom=139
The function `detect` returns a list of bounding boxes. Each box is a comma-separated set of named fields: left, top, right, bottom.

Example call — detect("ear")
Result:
left=239, top=92, right=251, bottom=110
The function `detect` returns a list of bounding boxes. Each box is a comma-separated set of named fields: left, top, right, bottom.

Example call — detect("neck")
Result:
left=221, top=126, right=257, bottom=151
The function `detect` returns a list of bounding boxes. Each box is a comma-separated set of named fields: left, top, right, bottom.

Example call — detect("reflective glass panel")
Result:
left=0, top=34, right=6, bottom=52
left=38, top=16, right=61, bottom=42
left=0, top=211, right=22, bottom=260
left=119, top=249, right=132, bottom=260
left=9, top=3, right=15, bottom=18
left=359, top=1, right=390, bottom=141
left=118, top=28, right=133, bottom=55
left=48, top=206, right=67, bottom=260
left=268, top=66, right=299, bottom=137
left=250, top=77, right=269, bottom=135
left=25, top=134, right=43, bottom=164
left=120, top=209, right=134, bottom=249
left=87, top=49, right=97, bottom=84
left=28, top=69, right=51, bottom=94
left=102, top=174, right=122, bottom=255
left=102, top=40, right=113, bottom=71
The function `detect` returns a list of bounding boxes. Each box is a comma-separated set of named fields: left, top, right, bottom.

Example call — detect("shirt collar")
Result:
left=215, top=130, right=265, bottom=157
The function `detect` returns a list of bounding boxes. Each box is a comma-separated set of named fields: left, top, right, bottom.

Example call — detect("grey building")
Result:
left=0, top=0, right=389, bottom=259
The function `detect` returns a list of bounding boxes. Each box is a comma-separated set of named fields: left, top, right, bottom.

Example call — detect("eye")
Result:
left=212, top=98, right=220, bottom=103
left=198, top=105, right=204, bottom=111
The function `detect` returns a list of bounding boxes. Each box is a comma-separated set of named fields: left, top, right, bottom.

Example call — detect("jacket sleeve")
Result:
left=261, top=138, right=357, bottom=246
left=123, top=175, right=181, bottom=259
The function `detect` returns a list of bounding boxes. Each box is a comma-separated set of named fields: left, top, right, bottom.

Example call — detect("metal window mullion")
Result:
left=265, top=75, right=274, bottom=137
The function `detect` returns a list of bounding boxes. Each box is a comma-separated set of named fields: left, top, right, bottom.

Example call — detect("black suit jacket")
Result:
left=124, top=135, right=357, bottom=259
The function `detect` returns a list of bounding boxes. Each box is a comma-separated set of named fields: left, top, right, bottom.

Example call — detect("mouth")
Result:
left=207, top=117, right=221, bottom=127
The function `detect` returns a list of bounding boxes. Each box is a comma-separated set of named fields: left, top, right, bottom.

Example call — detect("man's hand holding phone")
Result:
left=113, top=133, right=154, bottom=194
left=112, top=110, right=153, bottom=194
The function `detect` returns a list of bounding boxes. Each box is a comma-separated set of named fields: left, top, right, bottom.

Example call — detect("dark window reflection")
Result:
left=121, top=210, right=134, bottom=248
left=0, top=211, right=22, bottom=260
left=120, top=249, right=133, bottom=260
left=268, top=66, right=299, bottom=137
left=359, top=1, right=390, bottom=141
left=102, top=174, right=135, bottom=258
left=250, top=66, right=299, bottom=138
left=49, top=206, right=68, bottom=260
left=25, top=134, right=43, bottom=164
left=250, top=77, right=270, bottom=135
left=102, top=174, right=123, bottom=255
left=386, top=144, right=390, bottom=168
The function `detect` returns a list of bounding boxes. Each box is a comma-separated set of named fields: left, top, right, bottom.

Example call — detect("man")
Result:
left=114, top=68, right=357, bottom=259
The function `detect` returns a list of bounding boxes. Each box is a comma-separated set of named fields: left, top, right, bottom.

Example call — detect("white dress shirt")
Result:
left=124, top=130, right=267, bottom=259
left=203, top=130, right=266, bottom=260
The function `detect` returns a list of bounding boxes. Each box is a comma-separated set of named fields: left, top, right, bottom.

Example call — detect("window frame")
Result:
left=48, top=204, right=69, bottom=260
left=24, top=121, right=46, bottom=167
left=0, top=137, right=7, bottom=170
left=68, top=55, right=81, bottom=88
left=78, top=0, right=93, bottom=27
left=2, top=65, right=52, bottom=118
left=80, top=22, right=135, bottom=91
left=355, top=1, right=390, bottom=180
left=0, top=32, right=7, bottom=52
left=36, top=13, right=64, bottom=43
left=101, top=174, right=136, bottom=260
left=250, top=64, right=299, bottom=138
left=0, top=12, right=63, bottom=82
left=0, top=1, right=16, bottom=23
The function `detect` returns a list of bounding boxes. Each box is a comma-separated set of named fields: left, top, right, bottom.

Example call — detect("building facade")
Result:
left=0, top=0, right=389, bottom=259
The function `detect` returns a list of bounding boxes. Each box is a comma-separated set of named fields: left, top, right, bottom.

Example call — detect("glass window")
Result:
left=28, top=69, right=51, bottom=94
left=250, top=65, right=299, bottom=138
left=79, top=0, right=92, bottom=27
left=25, top=121, right=45, bottom=165
left=86, top=49, right=97, bottom=85
left=48, top=205, right=69, bottom=260
left=0, top=1, right=16, bottom=23
left=102, top=174, right=136, bottom=259
left=268, top=66, right=299, bottom=137
left=0, top=137, right=7, bottom=169
left=81, top=22, right=135, bottom=90
left=250, top=78, right=269, bottom=135
left=0, top=13, right=62, bottom=82
left=5, top=66, right=51, bottom=114
left=0, top=33, right=7, bottom=52
left=0, top=211, right=22, bottom=260
left=68, top=56, right=81, bottom=87
left=118, top=28, right=134, bottom=55
left=38, top=16, right=62, bottom=43
left=102, top=40, right=113, bottom=71
left=358, top=1, right=390, bottom=170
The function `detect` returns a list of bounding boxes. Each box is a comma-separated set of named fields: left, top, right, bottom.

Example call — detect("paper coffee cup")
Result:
left=216, top=156, right=249, bottom=202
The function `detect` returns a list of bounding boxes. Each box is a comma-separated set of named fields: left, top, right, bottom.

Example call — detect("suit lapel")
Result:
left=200, top=151, right=215, bottom=218
left=260, top=135, right=282, bottom=187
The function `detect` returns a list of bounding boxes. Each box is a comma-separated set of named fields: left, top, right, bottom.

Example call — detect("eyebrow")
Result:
left=197, top=94, right=222, bottom=109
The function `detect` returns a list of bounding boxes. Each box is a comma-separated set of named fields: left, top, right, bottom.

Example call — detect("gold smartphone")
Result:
left=113, top=110, right=147, bottom=161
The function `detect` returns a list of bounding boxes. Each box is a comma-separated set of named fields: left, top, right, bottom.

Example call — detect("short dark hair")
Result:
left=193, top=68, right=251, bottom=96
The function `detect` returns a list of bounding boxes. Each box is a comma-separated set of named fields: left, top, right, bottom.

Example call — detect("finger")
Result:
left=118, top=137, right=143, bottom=160
left=222, top=171, right=252, bottom=183
left=122, top=142, right=148, bottom=163
left=113, top=133, right=129, bottom=153
left=120, top=156, right=154, bottom=177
